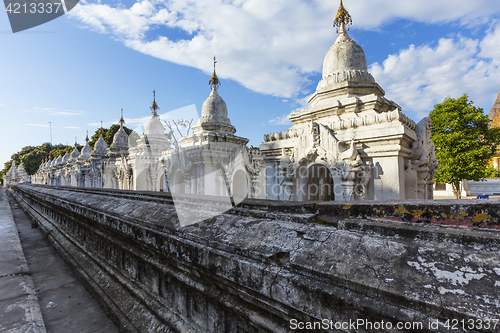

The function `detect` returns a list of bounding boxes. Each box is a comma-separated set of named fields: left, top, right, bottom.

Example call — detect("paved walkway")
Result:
left=1, top=188, right=119, bottom=333
left=0, top=188, right=46, bottom=332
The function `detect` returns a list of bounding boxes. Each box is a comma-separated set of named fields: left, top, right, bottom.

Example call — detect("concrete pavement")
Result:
left=1, top=188, right=120, bottom=333
left=0, top=188, right=45, bottom=333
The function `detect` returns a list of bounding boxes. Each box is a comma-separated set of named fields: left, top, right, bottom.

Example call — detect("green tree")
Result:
left=1, top=124, right=139, bottom=184
left=0, top=143, right=78, bottom=185
left=0, top=160, right=14, bottom=185
left=430, top=94, right=500, bottom=198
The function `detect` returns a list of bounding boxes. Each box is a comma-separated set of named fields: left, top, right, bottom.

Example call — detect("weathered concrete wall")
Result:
left=10, top=184, right=500, bottom=332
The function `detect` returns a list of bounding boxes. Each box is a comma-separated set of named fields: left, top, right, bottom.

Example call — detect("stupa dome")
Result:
left=184, top=58, right=239, bottom=141
left=144, top=92, right=165, bottom=136
left=62, top=151, right=70, bottom=164
left=110, top=111, right=130, bottom=152
left=111, top=127, right=129, bottom=148
left=54, top=155, right=62, bottom=166
left=79, top=142, right=92, bottom=161
left=322, top=31, right=368, bottom=78
left=195, top=60, right=234, bottom=134
left=93, top=135, right=108, bottom=155
left=68, top=146, right=80, bottom=163
left=317, top=0, right=375, bottom=89
left=144, top=116, right=165, bottom=136
left=199, top=89, right=231, bottom=125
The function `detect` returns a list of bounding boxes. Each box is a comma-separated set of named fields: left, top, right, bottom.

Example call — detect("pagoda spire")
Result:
left=119, top=108, right=125, bottom=127
left=150, top=90, right=159, bottom=116
left=209, top=56, right=220, bottom=91
left=333, top=0, right=352, bottom=34
left=99, top=121, right=104, bottom=137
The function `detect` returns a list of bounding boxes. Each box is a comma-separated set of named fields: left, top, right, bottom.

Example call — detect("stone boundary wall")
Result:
left=239, top=198, right=500, bottom=229
left=26, top=184, right=500, bottom=228
left=467, top=179, right=500, bottom=196
left=10, top=184, right=500, bottom=333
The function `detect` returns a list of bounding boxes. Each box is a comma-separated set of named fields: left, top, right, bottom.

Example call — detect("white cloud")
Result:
left=69, top=0, right=500, bottom=101
left=70, top=0, right=327, bottom=97
left=27, top=124, right=80, bottom=129
left=268, top=114, right=292, bottom=126
left=71, top=0, right=156, bottom=38
left=87, top=104, right=198, bottom=134
left=33, top=107, right=86, bottom=116
left=370, top=25, right=500, bottom=119
left=27, top=124, right=50, bottom=127
left=346, top=0, right=500, bottom=28
left=478, top=25, right=500, bottom=65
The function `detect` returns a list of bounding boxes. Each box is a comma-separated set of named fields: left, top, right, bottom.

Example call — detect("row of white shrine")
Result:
left=5, top=4, right=439, bottom=202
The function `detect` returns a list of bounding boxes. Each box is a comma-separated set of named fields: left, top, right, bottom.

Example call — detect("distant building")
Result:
left=3, top=161, right=30, bottom=187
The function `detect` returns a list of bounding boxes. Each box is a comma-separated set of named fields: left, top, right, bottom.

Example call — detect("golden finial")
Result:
left=150, top=90, right=159, bottom=116
left=75, top=137, right=77, bottom=147
left=85, top=130, right=89, bottom=143
left=99, top=121, right=104, bottom=137
left=119, top=108, right=125, bottom=127
left=209, top=56, right=220, bottom=91
left=333, top=0, right=352, bottom=33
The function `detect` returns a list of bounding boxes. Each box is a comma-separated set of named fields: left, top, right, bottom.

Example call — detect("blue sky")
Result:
left=1, top=0, right=500, bottom=169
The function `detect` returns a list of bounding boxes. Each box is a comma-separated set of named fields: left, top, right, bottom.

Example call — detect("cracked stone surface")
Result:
left=9, top=184, right=500, bottom=332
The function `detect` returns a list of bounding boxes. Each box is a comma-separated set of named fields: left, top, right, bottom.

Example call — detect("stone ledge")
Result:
left=10, top=184, right=500, bottom=332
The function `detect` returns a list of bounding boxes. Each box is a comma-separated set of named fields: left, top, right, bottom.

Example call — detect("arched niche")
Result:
left=305, top=163, right=335, bottom=201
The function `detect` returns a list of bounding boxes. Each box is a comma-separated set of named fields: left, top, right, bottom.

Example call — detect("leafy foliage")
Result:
left=430, top=94, right=500, bottom=198
left=0, top=143, right=78, bottom=185
left=0, top=125, right=141, bottom=185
